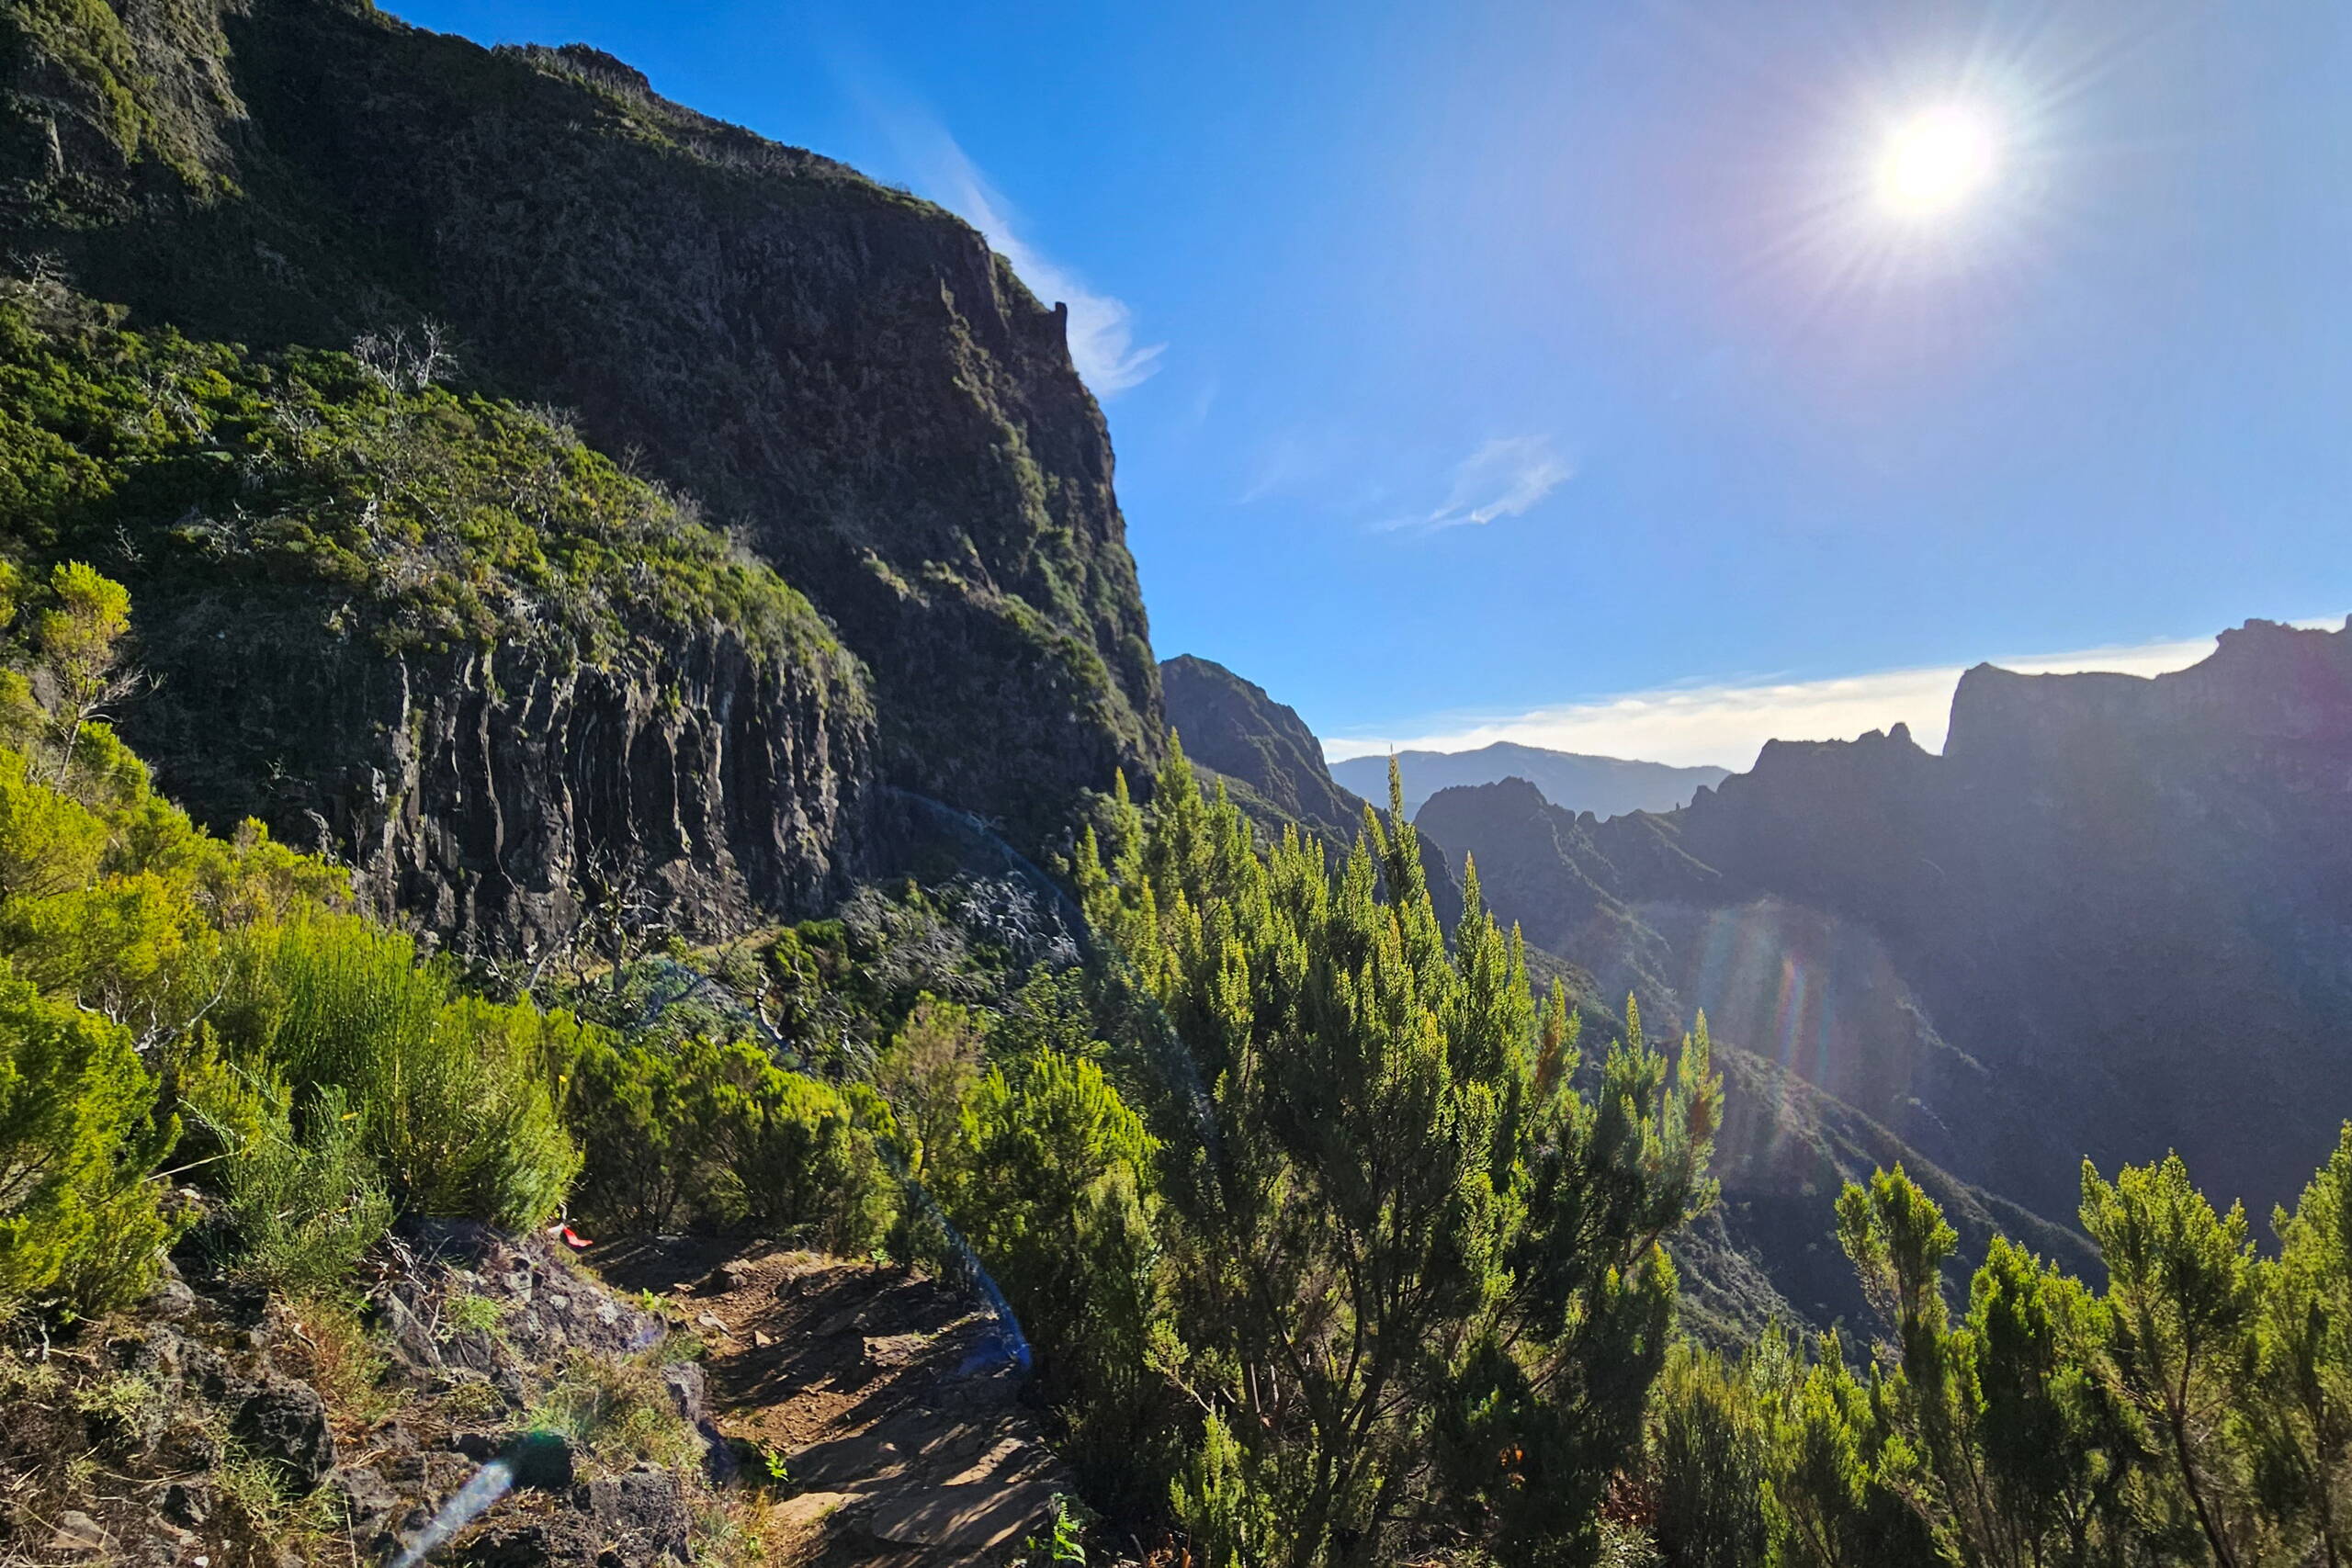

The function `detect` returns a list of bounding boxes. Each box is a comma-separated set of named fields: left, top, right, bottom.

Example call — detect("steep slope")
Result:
left=1415, top=777, right=2007, bottom=1184
left=1160, top=652, right=1469, bottom=931
left=1430, top=619, right=2352, bottom=1236
left=0, top=277, right=872, bottom=956
left=1692, top=1045, right=2096, bottom=1337
left=2, top=0, right=1159, bottom=849
left=1161, top=653, right=1366, bottom=836
left=1331, top=741, right=1728, bottom=818
left=1668, top=619, right=2352, bottom=1224
left=1414, top=775, right=2075, bottom=1331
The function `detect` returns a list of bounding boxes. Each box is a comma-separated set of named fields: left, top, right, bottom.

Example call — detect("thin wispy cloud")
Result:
left=1389, top=435, right=1574, bottom=532
left=1322, top=621, right=2342, bottom=771
left=1238, top=429, right=1345, bottom=504
left=861, top=99, right=1162, bottom=395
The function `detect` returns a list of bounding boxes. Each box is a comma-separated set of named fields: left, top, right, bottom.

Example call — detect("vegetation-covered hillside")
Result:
left=3, top=0, right=1159, bottom=850
left=0, top=267, right=873, bottom=955
left=2, top=5, right=2348, bottom=1566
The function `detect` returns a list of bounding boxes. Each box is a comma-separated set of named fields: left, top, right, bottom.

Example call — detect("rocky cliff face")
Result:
left=0, top=244, right=876, bottom=958
left=130, top=607, right=869, bottom=961
left=4, top=0, right=1159, bottom=851
left=1432, top=619, right=2352, bottom=1233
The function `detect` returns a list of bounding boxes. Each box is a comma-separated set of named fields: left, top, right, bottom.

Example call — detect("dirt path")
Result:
left=594, top=1240, right=1072, bottom=1566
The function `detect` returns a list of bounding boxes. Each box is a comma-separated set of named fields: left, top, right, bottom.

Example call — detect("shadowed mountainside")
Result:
left=1425, top=617, right=2352, bottom=1235
left=1159, top=651, right=1475, bottom=939
left=1162, top=653, right=1365, bottom=837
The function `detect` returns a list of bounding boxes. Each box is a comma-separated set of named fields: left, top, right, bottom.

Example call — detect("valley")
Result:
left=0, top=3, right=2346, bottom=1566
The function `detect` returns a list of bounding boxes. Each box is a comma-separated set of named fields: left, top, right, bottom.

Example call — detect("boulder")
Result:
left=232, top=1376, right=337, bottom=1490
left=660, top=1362, right=706, bottom=1426
left=580, top=1466, right=692, bottom=1562
left=161, top=1481, right=213, bottom=1529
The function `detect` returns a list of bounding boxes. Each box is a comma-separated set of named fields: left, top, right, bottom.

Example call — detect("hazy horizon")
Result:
left=1318, top=617, right=2346, bottom=771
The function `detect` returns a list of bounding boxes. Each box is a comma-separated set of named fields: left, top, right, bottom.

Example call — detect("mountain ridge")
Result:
left=1330, top=739, right=1729, bottom=819
left=1427, top=617, right=2352, bottom=1231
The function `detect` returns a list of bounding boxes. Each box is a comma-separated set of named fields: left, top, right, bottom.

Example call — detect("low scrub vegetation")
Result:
left=0, top=563, right=586, bottom=1312
left=9, top=567, right=2352, bottom=1568
left=0, top=270, right=849, bottom=673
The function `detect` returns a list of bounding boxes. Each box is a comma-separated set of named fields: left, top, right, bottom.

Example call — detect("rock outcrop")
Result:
left=0, top=1224, right=702, bottom=1568
left=4, top=0, right=1160, bottom=854
left=128, top=607, right=871, bottom=960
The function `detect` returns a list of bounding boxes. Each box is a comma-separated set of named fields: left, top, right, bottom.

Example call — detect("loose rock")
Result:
left=232, top=1377, right=337, bottom=1490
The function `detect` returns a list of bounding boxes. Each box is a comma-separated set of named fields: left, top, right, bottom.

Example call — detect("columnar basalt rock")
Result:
left=121, top=604, right=871, bottom=958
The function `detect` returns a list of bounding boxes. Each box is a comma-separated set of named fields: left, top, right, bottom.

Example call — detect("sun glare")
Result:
left=1874, top=106, right=1999, bottom=220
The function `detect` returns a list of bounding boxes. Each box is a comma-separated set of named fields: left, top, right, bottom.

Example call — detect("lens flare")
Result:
left=391, top=1458, right=514, bottom=1568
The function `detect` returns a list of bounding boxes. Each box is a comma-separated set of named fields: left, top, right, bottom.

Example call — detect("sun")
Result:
left=1873, top=106, right=2000, bottom=220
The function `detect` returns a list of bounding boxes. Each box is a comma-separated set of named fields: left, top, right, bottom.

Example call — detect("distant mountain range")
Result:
left=1162, top=651, right=2091, bottom=1333
left=1420, top=617, right=2352, bottom=1241
left=1329, top=742, right=1730, bottom=819
left=1171, top=625, right=2352, bottom=1333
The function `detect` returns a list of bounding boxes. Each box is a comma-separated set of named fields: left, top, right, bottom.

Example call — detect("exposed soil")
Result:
left=593, top=1240, right=1072, bottom=1567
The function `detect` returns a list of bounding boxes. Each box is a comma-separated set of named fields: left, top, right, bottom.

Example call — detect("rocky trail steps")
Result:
left=595, top=1240, right=1074, bottom=1567
left=0, top=1228, right=1075, bottom=1568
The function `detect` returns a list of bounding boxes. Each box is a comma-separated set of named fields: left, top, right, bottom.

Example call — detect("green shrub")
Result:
left=563, top=1030, right=701, bottom=1234
left=936, top=1048, right=1167, bottom=1509
left=565, top=1032, right=898, bottom=1251
left=194, top=1066, right=393, bottom=1294
left=0, top=746, right=107, bottom=901
left=873, top=994, right=984, bottom=1181
left=705, top=1050, right=898, bottom=1252
left=1649, top=1344, right=1768, bottom=1568
left=218, top=915, right=580, bottom=1226
left=0, top=565, right=605, bottom=1310
left=0, top=968, right=175, bottom=1314
left=1170, top=1411, right=1275, bottom=1568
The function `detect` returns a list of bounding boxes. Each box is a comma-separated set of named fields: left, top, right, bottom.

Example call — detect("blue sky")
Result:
left=392, top=0, right=2351, bottom=767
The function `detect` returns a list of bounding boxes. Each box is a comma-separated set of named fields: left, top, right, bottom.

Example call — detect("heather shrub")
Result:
left=216, top=915, right=580, bottom=1227
left=0, top=970, right=175, bottom=1315
left=197, top=1068, right=393, bottom=1293
left=566, top=1032, right=898, bottom=1251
